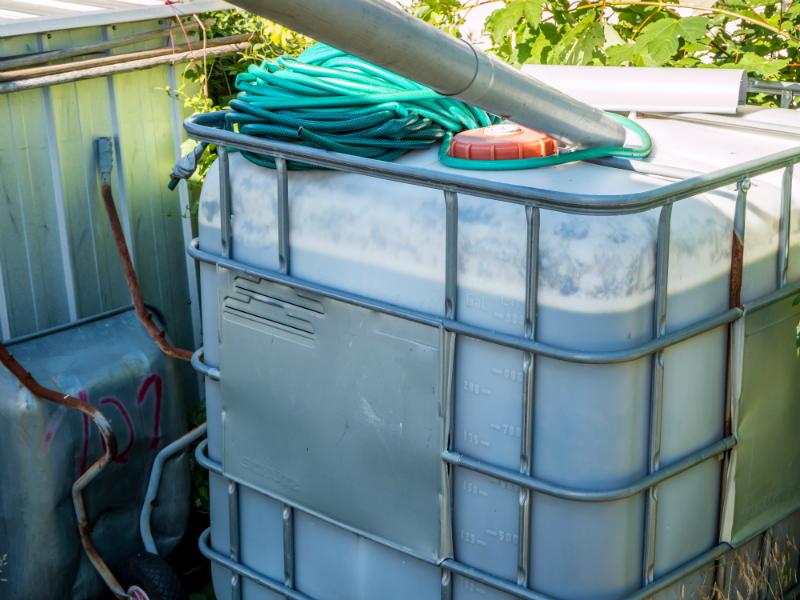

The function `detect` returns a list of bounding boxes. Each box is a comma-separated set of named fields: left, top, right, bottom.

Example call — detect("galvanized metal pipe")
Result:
left=0, top=34, right=251, bottom=82
left=185, top=112, right=800, bottom=215
left=0, top=43, right=249, bottom=94
left=0, top=19, right=212, bottom=72
left=222, top=0, right=625, bottom=148
left=140, top=422, right=208, bottom=555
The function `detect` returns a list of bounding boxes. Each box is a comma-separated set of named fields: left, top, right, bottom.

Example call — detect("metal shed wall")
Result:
left=0, top=15, right=213, bottom=347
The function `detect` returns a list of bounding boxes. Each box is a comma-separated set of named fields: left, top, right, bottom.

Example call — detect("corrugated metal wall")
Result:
left=0, top=18, right=201, bottom=349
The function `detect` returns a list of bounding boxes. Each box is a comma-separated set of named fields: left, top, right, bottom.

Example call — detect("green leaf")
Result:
left=485, top=0, right=527, bottom=45
left=606, top=43, right=636, bottom=65
left=724, top=51, right=790, bottom=77
left=550, top=12, right=604, bottom=65
left=635, top=18, right=681, bottom=66
left=526, top=30, right=553, bottom=63
left=523, top=0, right=544, bottom=27
left=677, top=15, right=711, bottom=43
left=630, top=15, right=709, bottom=66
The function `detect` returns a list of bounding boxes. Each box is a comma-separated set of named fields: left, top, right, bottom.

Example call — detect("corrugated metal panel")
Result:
left=0, top=0, right=231, bottom=36
left=0, top=17, right=204, bottom=349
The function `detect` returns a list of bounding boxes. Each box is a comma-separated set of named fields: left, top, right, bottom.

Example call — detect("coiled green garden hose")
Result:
left=222, top=43, right=651, bottom=171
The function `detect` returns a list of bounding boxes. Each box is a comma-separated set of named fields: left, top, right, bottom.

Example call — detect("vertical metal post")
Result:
left=643, top=203, right=672, bottom=586
left=778, top=166, right=793, bottom=288
left=780, top=90, right=793, bottom=109
left=218, top=147, right=233, bottom=260
left=218, top=145, right=240, bottom=599
left=730, top=178, right=750, bottom=310
left=282, top=505, right=295, bottom=593
left=444, top=191, right=459, bottom=321
left=717, top=178, right=751, bottom=592
left=228, top=481, right=242, bottom=600
left=517, top=206, right=539, bottom=588
left=441, top=190, right=458, bottom=600
left=275, top=156, right=295, bottom=597
left=276, top=157, right=290, bottom=275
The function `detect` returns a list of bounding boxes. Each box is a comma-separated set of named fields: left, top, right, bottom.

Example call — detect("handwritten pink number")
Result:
left=99, top=397, right=136, bottom=463
left=137, top=374, right=163, bottom=449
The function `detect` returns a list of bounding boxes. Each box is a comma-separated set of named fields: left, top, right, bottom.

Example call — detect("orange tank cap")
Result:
left=449, top=123, right=558, bottom=160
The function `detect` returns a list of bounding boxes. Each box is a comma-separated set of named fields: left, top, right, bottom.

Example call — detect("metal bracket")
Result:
left=95, top=136, right=114, bottom=186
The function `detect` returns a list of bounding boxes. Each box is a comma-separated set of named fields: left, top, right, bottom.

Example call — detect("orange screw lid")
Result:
left=449, top=123, right=558, bottom=160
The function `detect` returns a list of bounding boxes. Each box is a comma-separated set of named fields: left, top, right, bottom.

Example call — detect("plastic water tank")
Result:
left=197, top=108, right=800, bottom=600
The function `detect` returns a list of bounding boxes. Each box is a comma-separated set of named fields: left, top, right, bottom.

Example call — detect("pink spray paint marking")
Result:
left=42, top=405, right=67, bottom=449
left=99, top=397, right=136, bottom=463
left=137, top=374, right=163, bottom=449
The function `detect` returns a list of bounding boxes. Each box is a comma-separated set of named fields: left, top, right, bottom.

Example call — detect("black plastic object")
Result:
left=116, top=552, right=184, bottom=600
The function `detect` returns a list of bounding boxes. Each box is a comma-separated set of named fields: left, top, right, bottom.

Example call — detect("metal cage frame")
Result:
left=185, top=110, right=800, bottom=600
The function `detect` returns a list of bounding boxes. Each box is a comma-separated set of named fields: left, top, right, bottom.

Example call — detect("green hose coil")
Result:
left=224, top=43, right=651, bottom=170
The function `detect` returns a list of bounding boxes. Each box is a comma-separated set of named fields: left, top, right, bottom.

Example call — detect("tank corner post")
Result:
left=715, top=175, right=752, bottom=592
left=778, top=166, right=794, bottom=288
left=642, top=202, right=674, bottom=586
left=441, top=189, right=459, bottom=599
left=276, top=157, right=291, bottom=276
left=518, top=204, right=540, bottom=589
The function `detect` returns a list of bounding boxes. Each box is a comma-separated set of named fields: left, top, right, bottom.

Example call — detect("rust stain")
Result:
left=729, top=233, right=744, bottom=309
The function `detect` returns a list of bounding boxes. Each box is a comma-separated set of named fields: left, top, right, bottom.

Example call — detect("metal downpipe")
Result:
left=221, top=0, right=626, bottom=148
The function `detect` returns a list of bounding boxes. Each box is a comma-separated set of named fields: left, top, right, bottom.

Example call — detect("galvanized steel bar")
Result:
left=744, top=280, right=800, bottom=313
left=441, top=435, right=735, bottom=503
left=0, top=19, right=211, bottom=71
left=518, top=205, right=540, bottom=587
left=643, top=204, right=672, bottom=584
left=0, top=43, right=251, bottom=94
left=282, top=504, right=295, bottom=591
left=440, top=568, right=453, bottom=600
left=228, top=480, right=242, bottom=600
left=185, top=113, right=800, bottom=216
left=188, top=240, right=744, bottom=364
left=443, top=559, right=554, bottom=600
left=442, top=189, right=458, bottom=600
left=196, top=437, right=737, bottom=600
left=444, top=191, right=458, bottom=320
left=716, top=178, right=751, bottom=590
left=218, top=147, right=233, bottom=260
left=443, top=541, right=731, bottom=600
left=196, top=442, right=442, bottom=565
left=440, top=328, right=457, bottom=600
left=276, top=157, right=290, bottom=275
left=191, top=348, right=220, bottom=381
left=779, top=166, right=793, bottom=288
left=623, top=543, right=732, bottom=600
left=140, top=422, right=208, bottom=555
left=199, top=529, right=314, bottom=600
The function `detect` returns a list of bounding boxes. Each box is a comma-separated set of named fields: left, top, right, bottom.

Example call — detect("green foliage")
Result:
left=413, top=0, right=799, bottom=81
left=172, top=10, right=314, bottom=191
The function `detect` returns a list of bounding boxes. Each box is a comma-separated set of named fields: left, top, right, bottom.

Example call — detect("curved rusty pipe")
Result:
left=100, top=182, right=193, bottom=362
left=0, top=343, right=128, bottom=599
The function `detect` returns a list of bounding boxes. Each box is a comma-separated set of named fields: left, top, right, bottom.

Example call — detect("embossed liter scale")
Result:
left=190, top=108, right=800, bottom=600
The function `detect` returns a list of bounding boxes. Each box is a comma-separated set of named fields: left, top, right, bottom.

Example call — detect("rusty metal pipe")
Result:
left=0, top=344, right=126, bottom=599
left=100, top=183, right=193, bottom=362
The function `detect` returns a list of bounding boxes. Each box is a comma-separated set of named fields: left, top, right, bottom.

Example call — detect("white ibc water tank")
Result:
left=198, top=108, right=800, bottom=600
